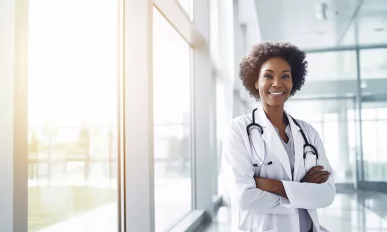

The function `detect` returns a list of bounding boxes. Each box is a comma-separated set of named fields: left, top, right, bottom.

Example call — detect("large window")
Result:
left=28, top=1, right=119, bottom=231
left=153, top=7, right=192, bottom=231
left=306, top=51, right=357, bottom=81
left=216, top=79, right=226, bottom=196
left=360, top=48, right=387, bottom=79
left=286, top=98, right=356, bottom=184
left=361, top=106, right=387, bottom=181
left=176, top=0, right=193, bottom=19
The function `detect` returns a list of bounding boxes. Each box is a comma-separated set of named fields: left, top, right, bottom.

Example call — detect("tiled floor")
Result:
left=200, top=191, right=387, bottom=232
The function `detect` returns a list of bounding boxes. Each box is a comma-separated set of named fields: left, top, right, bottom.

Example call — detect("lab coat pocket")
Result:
left=319, top=225, right=329, bottom=232
left=263, top=229, right=277, bottom=232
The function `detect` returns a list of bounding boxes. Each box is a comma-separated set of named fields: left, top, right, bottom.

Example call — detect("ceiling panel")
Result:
left=353, top=0, right=387, bottom=45
left=254, top=0, right=367, bottom=49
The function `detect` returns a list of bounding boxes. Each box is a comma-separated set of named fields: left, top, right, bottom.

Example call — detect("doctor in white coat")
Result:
left=222, top=42, right=335, bottom=232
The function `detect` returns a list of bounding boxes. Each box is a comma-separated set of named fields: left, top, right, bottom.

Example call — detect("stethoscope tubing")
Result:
left=248, top=109, right=319, bottom=169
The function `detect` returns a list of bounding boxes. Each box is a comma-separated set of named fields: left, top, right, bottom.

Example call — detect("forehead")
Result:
left=260, top=57, right=290, bottom=70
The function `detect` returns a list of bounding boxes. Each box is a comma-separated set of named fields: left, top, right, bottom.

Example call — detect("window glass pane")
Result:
left=360, top=49, right=387, bottom=79
left=28, top=1, right=119, bottom=231
left=377, top=108, right=387, bottom=119
left=285, top=100, right=324, bottom=121
left=216, top=79, right=226, bottom=196
left=286, top=98, right=355, bottom=183
left=362, top=121, right=379, bottom=181
left=362, top=108, right=377, bottom=120
left=306, top=51, right=357, bottom=81
left=323, top=115, right=339, bottom=179
left=324, top=113, right=337, bottom=121
left=176, top=0, right=193, bottom=20
left=153, top=7, right=192, bottom=231
left=361, top=102, right=387, bottom=181
left=357, top=14, right=387, bottom=46
left=377, top=121, right=387, bottom=180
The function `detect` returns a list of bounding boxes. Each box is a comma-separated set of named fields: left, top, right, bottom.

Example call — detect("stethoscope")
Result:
left=247, top=108, right=319, bottom=172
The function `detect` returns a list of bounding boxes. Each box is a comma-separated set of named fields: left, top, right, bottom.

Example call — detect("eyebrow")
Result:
left=264, top=69, right=291, bottom=73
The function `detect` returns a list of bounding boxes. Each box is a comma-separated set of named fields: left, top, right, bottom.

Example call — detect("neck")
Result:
left=262, top=103, right=286, bottom=128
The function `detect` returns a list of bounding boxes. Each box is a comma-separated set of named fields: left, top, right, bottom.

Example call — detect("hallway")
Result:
left=202, top=191, right=387, bottom=232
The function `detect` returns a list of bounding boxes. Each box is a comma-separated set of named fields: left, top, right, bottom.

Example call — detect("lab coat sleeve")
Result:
left=222, top=120, right=295, bottom=214
left=280, top=133, right=336, bottom=209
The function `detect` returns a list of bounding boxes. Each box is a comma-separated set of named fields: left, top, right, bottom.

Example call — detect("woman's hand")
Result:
left=301, top=166, right=330, bottom=184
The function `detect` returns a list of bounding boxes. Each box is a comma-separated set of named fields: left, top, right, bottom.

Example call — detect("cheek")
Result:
left=287, top=80, right=293, bottom=92
left=288, top=83, right=293, bottom=91
left=258, top=79, right=269, bottom=92
left=258, top=84, right=268, bottom=97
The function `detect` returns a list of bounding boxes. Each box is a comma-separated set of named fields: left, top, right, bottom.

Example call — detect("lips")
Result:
left=268, top=91, right=285, bottom=95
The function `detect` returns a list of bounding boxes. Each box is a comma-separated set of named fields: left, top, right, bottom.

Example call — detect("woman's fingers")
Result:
left=306, top=171, right=330, bottom=184
left=316, top=173, right=331, bottom=183
left=317, top=176, right=328, bottom=184
left=306, top=166, right=324, bottom=176
left=311, top=170, right=329, bottom=179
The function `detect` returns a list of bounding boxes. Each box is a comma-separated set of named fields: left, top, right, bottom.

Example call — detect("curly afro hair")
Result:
left=239, top=42, right=308, bottom=100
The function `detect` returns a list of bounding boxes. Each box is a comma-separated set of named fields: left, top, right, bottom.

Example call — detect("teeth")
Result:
left=270, top=92, right=284, bottom=95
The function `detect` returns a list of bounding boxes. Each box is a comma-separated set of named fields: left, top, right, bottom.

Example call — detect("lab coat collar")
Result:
left=255, top=106, right=301, bottom=131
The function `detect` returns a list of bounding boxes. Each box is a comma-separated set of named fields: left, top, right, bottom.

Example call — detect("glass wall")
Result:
left=286, top=98, right=356, bottom=184
left=306, top=51, right=357, bottom=81
left=153, top=7, right=192, bottom=231
left=359, top=47, right=387, bottom=182
left=361, top=106, right=387, bottom=181
left=28, top=0, right=119, bottom=231
left=6, top=0, right=224, bottom=230
left=176, top=0, right=193, bottom=19
left=287, top=45, right=387, bottom=188
left=360, top=48, right=387, bottom=79
left=216, top=78, right=226, bottom=196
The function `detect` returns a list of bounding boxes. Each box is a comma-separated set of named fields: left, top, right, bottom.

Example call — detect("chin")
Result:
left=269, top=102, right=285, bottom=108
left=264, top=98, right=287, bottom=108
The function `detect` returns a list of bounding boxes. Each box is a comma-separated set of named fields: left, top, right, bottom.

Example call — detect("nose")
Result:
left=272, top=77, right=282, bottom=87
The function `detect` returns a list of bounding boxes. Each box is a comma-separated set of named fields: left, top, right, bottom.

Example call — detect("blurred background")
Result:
left=1, top=0, right=387, bottom=231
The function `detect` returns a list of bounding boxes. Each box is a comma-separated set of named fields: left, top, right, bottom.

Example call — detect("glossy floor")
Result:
left=201, top=191, right=387, bottom=232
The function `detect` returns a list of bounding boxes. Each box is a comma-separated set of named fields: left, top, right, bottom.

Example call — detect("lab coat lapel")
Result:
left=286, top=113, right=304, bottom=182
left=257, top=107, right=292, bottom=180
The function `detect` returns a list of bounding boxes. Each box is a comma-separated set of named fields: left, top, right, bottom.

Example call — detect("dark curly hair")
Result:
left=239, top=42, right=308, bottom=100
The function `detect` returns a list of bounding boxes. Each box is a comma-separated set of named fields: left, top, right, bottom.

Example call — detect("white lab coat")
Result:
left=222, top=107, right=335, bottom=232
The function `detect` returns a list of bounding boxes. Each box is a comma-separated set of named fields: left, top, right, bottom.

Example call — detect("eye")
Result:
left=264, top=74, right=272, bottom=79
left=282, top=75, right=290, bottom=79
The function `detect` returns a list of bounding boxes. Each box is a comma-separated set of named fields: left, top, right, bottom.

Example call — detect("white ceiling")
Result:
left=253, top=0, right=387, bottom=49
left=341, top=0, right=387, bottom=46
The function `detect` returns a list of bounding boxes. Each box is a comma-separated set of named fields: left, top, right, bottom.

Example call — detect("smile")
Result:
left=268, top=91, right=285, bottom=95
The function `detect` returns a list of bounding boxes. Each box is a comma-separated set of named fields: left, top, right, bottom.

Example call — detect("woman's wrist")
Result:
left=255, top=177, right=287, bottom=199
left=255, top=177, right=273, bottom=192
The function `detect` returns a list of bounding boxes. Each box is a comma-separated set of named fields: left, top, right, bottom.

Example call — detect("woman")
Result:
left=222, top=42, right=335, bottom=232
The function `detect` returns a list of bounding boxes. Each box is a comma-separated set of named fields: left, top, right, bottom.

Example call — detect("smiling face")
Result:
left=256, top=57, right=293, bottom=108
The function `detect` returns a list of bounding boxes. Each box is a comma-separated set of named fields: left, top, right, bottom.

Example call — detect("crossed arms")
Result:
left=222, top=121, right=335, bottom=214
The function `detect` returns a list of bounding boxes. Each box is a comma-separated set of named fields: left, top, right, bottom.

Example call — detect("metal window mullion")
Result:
left=123, top=0, right=154, bottom=231
left=0, top=0, right=28, bottom=232
left=192, top=0, right=214, bottom=216
left=13, top=0, right=29, bottom=231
